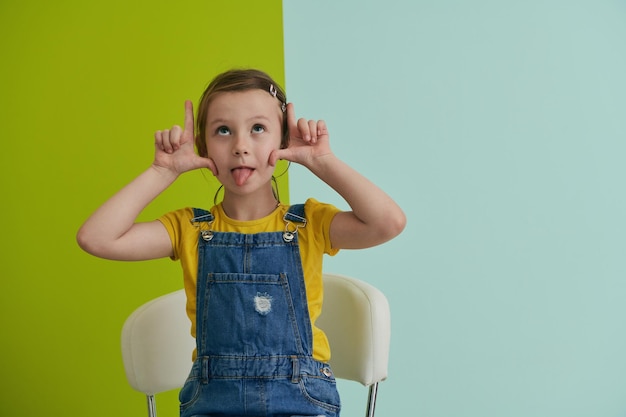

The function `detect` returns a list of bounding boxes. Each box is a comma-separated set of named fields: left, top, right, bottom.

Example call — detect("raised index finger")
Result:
left=184, top=100, right=195, bottom=134
left=285, top=102, right=299, bottom=137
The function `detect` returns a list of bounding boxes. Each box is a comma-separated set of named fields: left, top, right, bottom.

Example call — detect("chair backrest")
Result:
left=316, top=273, right=391, bottom=386
left=121, top=273, right=391, bottom=413
left=121, top=289, right=194, bottom=395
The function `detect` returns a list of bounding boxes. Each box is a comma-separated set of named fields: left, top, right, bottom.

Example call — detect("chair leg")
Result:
left=365, top=382, right=379, bottom=417
left=147, top=394, right=157, bottom=417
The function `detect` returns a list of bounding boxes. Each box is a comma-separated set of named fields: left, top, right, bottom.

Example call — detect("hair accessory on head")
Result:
left=269, top=84, right=287, bottom=113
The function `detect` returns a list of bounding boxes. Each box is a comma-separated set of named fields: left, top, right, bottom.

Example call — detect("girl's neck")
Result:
left=220, top=188, right=280, bottom=221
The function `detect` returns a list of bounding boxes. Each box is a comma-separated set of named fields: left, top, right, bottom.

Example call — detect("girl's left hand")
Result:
left=269, top=103, right=332, bottom=167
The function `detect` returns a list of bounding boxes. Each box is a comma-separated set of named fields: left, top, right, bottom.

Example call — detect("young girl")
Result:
left=77, top=69, right=405, bottom=417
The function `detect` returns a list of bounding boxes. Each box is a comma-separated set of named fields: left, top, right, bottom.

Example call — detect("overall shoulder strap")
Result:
left=284, top=204, right=306, bottom=223
left=191, top=208, right=214, bottom=223
left=282, top=204, right=307, bottom=243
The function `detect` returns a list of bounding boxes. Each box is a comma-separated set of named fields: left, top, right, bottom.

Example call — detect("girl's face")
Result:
left=204, top=90, right=283, bottom=194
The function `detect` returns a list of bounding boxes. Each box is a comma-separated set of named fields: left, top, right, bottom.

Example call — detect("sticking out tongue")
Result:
left=232, top=167, right=254, bottom=186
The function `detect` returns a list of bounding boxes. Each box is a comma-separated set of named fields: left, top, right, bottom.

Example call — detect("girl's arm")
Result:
left=76, top=101, right=215, bottom=260
left=76, top=166, right=178, bottom=260
left=305, top=153, right=405, bottom=249
left=270, top=103, right=406, bottom=250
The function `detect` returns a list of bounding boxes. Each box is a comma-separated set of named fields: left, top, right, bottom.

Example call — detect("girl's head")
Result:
left=195, top=69, right=288, bottom=158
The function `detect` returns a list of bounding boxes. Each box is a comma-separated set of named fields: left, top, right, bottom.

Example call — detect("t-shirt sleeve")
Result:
left=304, top=198, right=341, bottom=256
left=157, top=207, right=194, bottom=261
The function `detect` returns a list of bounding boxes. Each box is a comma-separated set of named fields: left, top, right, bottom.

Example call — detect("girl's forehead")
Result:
left=207, top=89, right=279, bottom=116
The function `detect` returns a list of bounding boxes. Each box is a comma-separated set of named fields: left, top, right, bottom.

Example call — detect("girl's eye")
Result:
left=216, top=126, right=231, bottom=136
left=252, top=124, right=265, bottom=134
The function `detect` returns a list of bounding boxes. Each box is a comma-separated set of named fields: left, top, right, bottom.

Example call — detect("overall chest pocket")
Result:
left=199, top=273, right=303, bottom=355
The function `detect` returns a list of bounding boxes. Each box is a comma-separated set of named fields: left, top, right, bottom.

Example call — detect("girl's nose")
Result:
left=232, top=137, right=249, bottom=156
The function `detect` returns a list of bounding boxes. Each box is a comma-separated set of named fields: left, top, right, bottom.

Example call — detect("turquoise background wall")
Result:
left=284, top=1, right=626, bottom=416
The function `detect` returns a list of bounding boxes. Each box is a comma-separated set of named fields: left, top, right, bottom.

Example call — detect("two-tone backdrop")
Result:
left=2, top=1, right=626, bottom=416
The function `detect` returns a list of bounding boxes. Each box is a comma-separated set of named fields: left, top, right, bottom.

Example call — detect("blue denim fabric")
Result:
left=180, top=206, right=341, bottom=417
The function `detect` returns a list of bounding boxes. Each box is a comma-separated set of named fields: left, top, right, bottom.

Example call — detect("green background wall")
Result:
left=0, top=1, right=286, bottom=416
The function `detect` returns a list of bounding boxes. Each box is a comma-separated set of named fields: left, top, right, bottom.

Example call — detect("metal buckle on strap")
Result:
left=282, top=212, right=306, bottom=243
left=190, top=213, right=215, bottom=241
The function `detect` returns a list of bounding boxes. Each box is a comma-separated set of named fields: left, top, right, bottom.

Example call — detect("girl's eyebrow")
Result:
left=247, top=115, right=271, bottom=123
left=248, top=114, right=269, bottom=120
left=207, top=118, right=228, bottom=127
left=208, top=115, right=272, bottom=126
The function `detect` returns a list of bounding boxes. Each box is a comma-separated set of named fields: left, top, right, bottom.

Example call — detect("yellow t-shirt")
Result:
left=158, top=198, right=340, bottom=362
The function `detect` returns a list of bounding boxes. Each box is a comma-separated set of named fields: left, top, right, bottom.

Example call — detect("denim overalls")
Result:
left=179, top=205, right=341, bottom=417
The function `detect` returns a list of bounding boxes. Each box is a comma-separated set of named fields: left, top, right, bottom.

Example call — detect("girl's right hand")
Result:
left=153, top=100, right=216, bottom=176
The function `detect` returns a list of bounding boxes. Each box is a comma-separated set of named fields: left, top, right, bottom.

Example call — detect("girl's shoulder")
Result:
left=158, top=200, right=341, bottom=234
left=302, top=198, right=341, bottom=224
left=158, top=207, right=196, bottom=226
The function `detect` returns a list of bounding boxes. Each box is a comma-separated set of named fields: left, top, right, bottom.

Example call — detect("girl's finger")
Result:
left=308, top=120, right=318, bottom=143
left=154, top=130, right=163, bottom=150
left=297, top=117, right=311, bottom=141
left=286, top=103, right=298, bottom=135
left=157, top=129, right=174, bottom=153
left=317, top=119, right=328, bottom=137
left=203, top=156, right=218, bottom=176
left=183, top=100, right=194, bottom=137
left=269, top=147, right=294, bottom=166
left=169, top=125, right=182, bottom=150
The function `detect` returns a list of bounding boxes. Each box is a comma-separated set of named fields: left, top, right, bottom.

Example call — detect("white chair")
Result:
left=317, top=273, right=391, bottom=417
left=121, top=289, right=194, bottom=417
left=121, top=273, right=391, bottom=417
